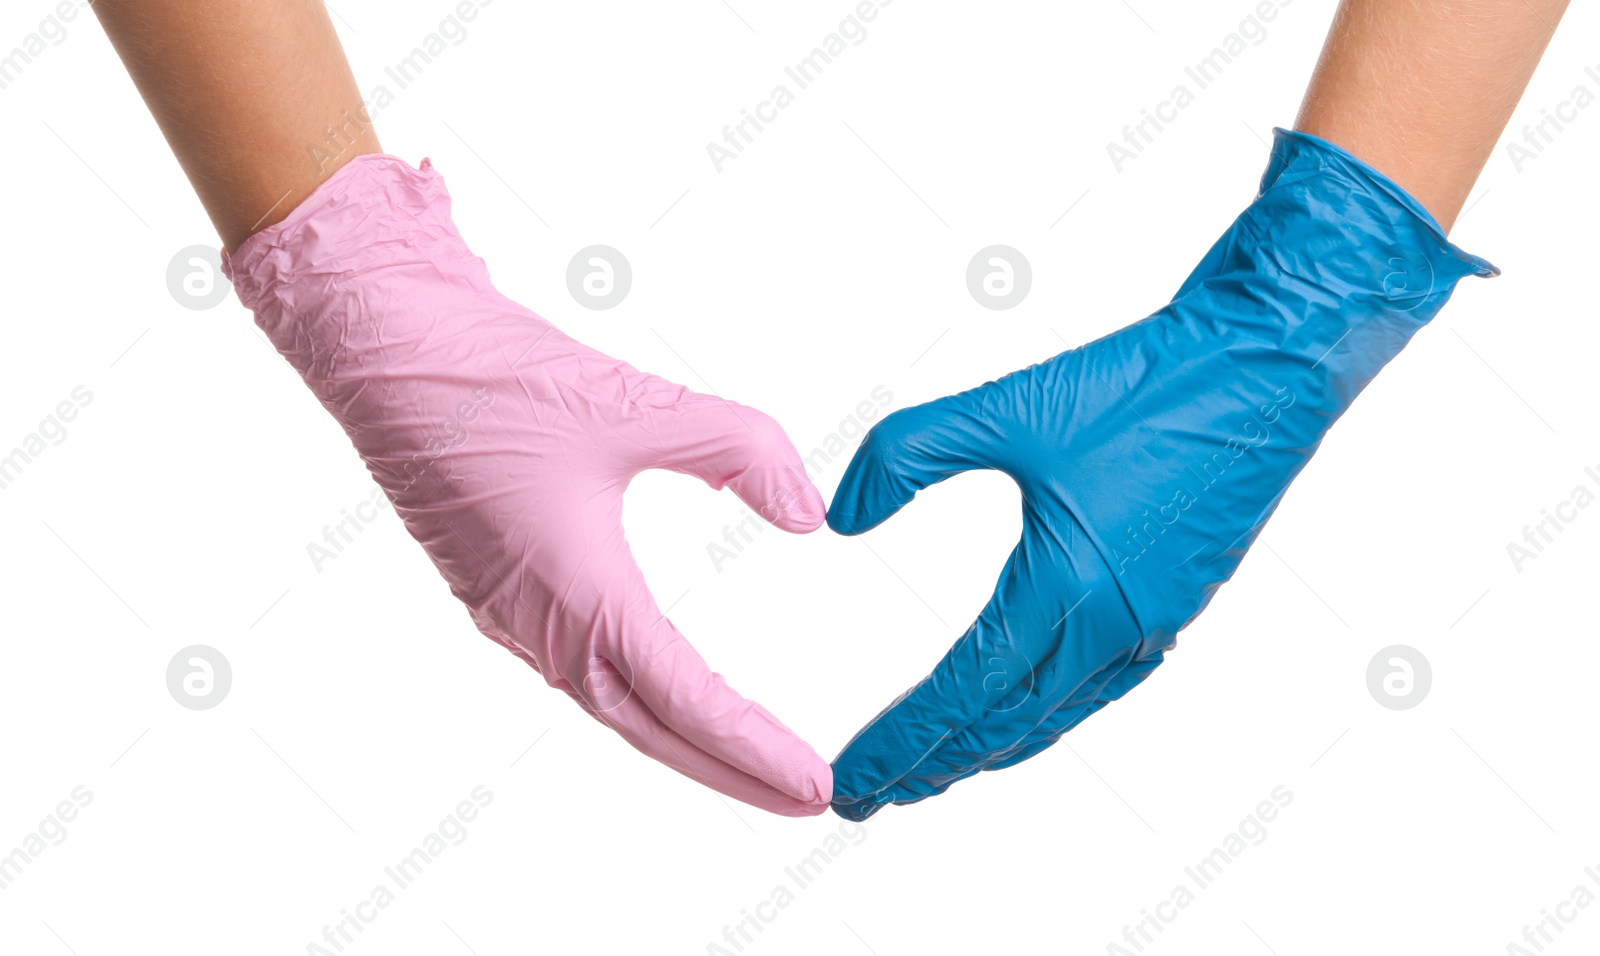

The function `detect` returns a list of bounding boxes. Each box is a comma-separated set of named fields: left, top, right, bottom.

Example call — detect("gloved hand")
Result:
left=826, top=128, right=1496, bottom=820
left=226, top=154, right=832, bottom=816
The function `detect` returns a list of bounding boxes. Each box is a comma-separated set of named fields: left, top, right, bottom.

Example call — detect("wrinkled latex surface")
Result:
left=826, top=129, right=1497, bottom=820
left=227, top=154, right=832, bottom=816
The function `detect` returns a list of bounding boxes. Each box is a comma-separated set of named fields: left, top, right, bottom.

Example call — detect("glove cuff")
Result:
left=1260, top=127, right=1499, bottom=283
left=221, top=154, right=511, bottom=392
left=222, top=152, right=489, bottom=333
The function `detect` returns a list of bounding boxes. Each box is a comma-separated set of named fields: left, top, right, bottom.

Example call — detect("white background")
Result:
left=2, top=1, right=1597, bottom=953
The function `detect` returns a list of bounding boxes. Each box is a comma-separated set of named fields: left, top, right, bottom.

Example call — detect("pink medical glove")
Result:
left=225, top=154, right=831, bottom=816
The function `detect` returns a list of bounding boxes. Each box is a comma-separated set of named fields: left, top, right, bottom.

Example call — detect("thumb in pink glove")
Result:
left=225, top=154, right=831, bottom=815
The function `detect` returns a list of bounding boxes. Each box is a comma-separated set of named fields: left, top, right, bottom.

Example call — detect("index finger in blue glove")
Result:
left=826, top=389, right=1011, bottom=536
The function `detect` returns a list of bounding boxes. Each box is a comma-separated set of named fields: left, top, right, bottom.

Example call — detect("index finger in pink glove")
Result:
left=226, top=154, right=831, bottom=816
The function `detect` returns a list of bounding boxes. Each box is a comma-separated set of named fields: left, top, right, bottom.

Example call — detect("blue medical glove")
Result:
left=827, top=129, right=1497, bottom=820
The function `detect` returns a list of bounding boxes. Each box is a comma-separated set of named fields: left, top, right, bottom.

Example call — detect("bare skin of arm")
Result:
left=91, top=0, right=1572, bottom=254
left=90, top=0, right=379, bottom=252
left=1295, top=0, right=1571, bottom=233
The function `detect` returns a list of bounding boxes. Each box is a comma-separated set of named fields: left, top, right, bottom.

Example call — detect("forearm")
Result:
left=90, top=0, right=380, bottom=250
left=1294, top=0, right=1570, bottom=233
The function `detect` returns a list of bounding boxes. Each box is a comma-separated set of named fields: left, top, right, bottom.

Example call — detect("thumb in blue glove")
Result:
left=827, top=128, right=1497, bottom=820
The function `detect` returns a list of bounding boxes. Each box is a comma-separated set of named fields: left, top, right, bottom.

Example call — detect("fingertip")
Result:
left=767, top=483, right=827, bottom=534
left=724, top=410, right=829, bottom=534
left=825, top=502, right=879, bottom=536
left=740, top=747, right=831, bottom=817
left=629, top=631, right=837, bottom=815
left=821, top=416, right=920, bottom=536
left=831, top=797, right=880, bottom=821
left=827, top=743, right=894, bottom=817
left=795, top=759, right=834, bottom=816
left=824, top=460, right=887, bottom=535
left=770, top=791, right=832, bottom=817
left=786, top=749, right=834, bottom=813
